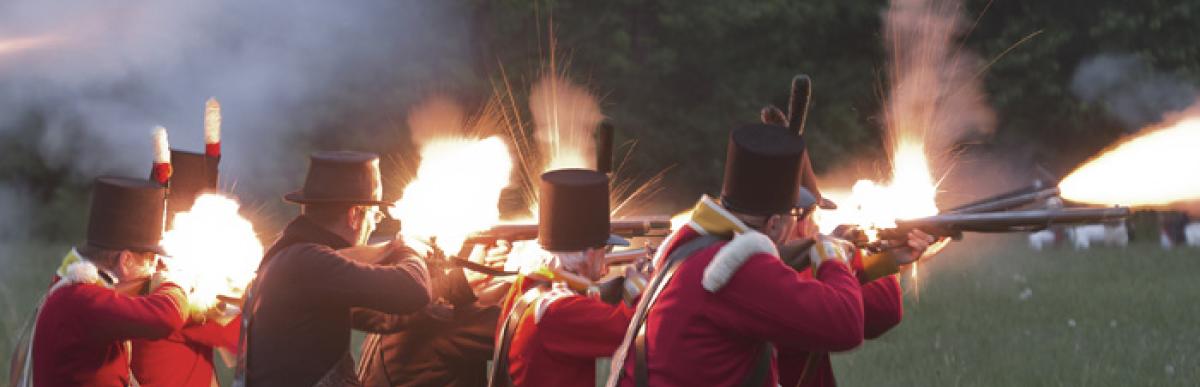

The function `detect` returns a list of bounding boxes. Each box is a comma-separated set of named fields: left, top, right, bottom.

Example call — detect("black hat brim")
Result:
left=283, top=191, right=392, bottom=206
left=87, top=241, right=166, bottom=256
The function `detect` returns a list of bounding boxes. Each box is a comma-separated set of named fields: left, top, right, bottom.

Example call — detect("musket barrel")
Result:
left=465, top=217, right=673, bottom=245
left=947, top=187, right=1061, bottom=214
left=605, top=248, right=650, bottom=266
left=896, top=207, right=1131, bottom=233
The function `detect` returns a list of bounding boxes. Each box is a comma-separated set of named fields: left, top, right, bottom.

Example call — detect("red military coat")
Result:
left=32, top=262, right=188, bottom=387
left=608, top=196, right=864, bottom=387
left=130, top=315, right=241, bottom=387
left=778, top=273, right=903, bottom=387
left=498, top=275, right=634, bottom=387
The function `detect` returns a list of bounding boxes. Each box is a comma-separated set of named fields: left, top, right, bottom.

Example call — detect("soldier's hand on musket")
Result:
left=193, top=299, right=241, bottom=326
left=482, top=240, right=512, bottom=266
left=461, top=241, right=513, bottom=305
left=216, top=294, right=245, bottom=309
left=883, top=229, right=938, bottom=265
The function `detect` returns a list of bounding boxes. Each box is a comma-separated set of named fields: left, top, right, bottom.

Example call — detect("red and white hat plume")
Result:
left=151, top=126, right=172, bottom=186
left=204, top=97, right=221, bottom=157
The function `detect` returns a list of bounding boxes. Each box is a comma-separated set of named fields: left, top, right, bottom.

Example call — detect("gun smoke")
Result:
left=0, top=1, right=470, bottom=343
left=0, top=0, right=469, bottom=211
left=1071, top=54, right=1198, bottom=130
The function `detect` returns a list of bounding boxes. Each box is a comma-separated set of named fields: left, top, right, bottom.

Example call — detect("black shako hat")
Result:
left=86, top=177, right=167, bottom=254
left=720, top=123, right=807, bottom=216
left=167, top=149, right=219, bottom=220
left=538, top=169, right=629, bottom=251
left=284, top=151, right=389, bottom=206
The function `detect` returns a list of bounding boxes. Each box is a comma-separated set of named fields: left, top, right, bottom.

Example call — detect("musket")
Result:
left=604, top=247, right=652, bottom=266
left=945, top=180, right=1059, bottom=214
left=462, top=218, right=673, bottom=247
left=947, top=187, right=1061, bottom=214
left=447, top=219, right=670, bottom=276
left=447, top=247, right=654, bottom=278
left=840, top=207, right=1132, bottom=252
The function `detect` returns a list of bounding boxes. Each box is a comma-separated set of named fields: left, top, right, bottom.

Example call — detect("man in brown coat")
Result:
left=237, top=151, right=432, bottom=387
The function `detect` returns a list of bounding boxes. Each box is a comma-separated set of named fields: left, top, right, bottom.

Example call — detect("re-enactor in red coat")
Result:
left=23, top=177, right=194, bottom=387
left=490, top=169, right=639, bottom=387
left=496, top=274, right=634, bottom=387
left=608, top=197, right=865, bottom=387
left=776, top=187, right=937, bottom=387
left=33, top=259, right=190, bottom=387
left=131, top=143, right=245, bottom=387
left=607, top=124, right=865, bottom=387
left=756, top=76, right=940, bottom=387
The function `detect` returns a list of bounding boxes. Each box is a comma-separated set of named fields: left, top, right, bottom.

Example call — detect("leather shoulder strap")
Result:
left=617, top=235, right=719, bottom=387
left=739, top=343, right=773, bottom=387
left=486, top=286, right=546, bottom=387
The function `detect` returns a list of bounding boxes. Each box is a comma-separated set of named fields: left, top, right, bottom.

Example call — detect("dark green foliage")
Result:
left=471, top=0, right=1200, bottom=205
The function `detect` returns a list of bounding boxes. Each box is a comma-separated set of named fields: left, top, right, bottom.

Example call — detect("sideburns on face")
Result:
left=356, top=207, right=378, bottom=246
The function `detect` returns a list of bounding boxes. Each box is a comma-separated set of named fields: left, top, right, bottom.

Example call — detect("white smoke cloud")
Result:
left=1071, top=54, right=1198, bottom=130
left=0, top=1, right=469, bottom=199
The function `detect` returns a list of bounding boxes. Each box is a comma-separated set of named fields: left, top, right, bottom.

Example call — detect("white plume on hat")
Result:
left=152, top=126, right=170, bottom=164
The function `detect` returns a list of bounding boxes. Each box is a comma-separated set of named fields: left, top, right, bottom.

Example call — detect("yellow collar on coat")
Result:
left=683, top=195, right=752, bottom=239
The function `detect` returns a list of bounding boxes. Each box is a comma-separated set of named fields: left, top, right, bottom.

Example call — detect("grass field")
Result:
left=3, top=236, right=1198, bottom=385
left=834, top=235, right=1200, bottom=386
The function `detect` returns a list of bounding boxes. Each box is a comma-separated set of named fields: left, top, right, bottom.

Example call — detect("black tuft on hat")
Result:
left=538, top=169, right=627, bottom=251
left=284, top=151, right=389, bottom=206
left=86, top=177, right=167, bottom=254
left=720, top=124, right=807, bottom=216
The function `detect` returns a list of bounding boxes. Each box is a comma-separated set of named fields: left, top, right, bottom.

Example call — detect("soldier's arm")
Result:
left=179, top=314, right=242, bottom=350
left=83, top=283, right=189, bottom=341
left=706, top=252, right=864, bottom=353
left=861, top=275, right=903, bottom=339
left=350, top=307, right=414, bottom=333
left=538, top=294, right=635, bottom=358
left=296, top=244, right=432, bottom=314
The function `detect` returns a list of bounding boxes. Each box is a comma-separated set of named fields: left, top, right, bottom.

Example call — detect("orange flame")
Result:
left=1060, top=117, right=1200, bottom=206
left=393, top=136, right=514, bottom=254
left=161, top=194, right=263, bottom=313
left=817, top=140, right=940, bottom=237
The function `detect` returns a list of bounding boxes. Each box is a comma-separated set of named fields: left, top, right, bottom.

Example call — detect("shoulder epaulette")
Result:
left=702, top=231, right=777, bottom=293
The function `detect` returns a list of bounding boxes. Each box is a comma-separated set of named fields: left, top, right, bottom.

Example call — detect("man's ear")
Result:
left=116, top=250, right=136, bottom=272
left=345, top=206, right=362, bottom=231
left=764, top=214, right=782, bottom=235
